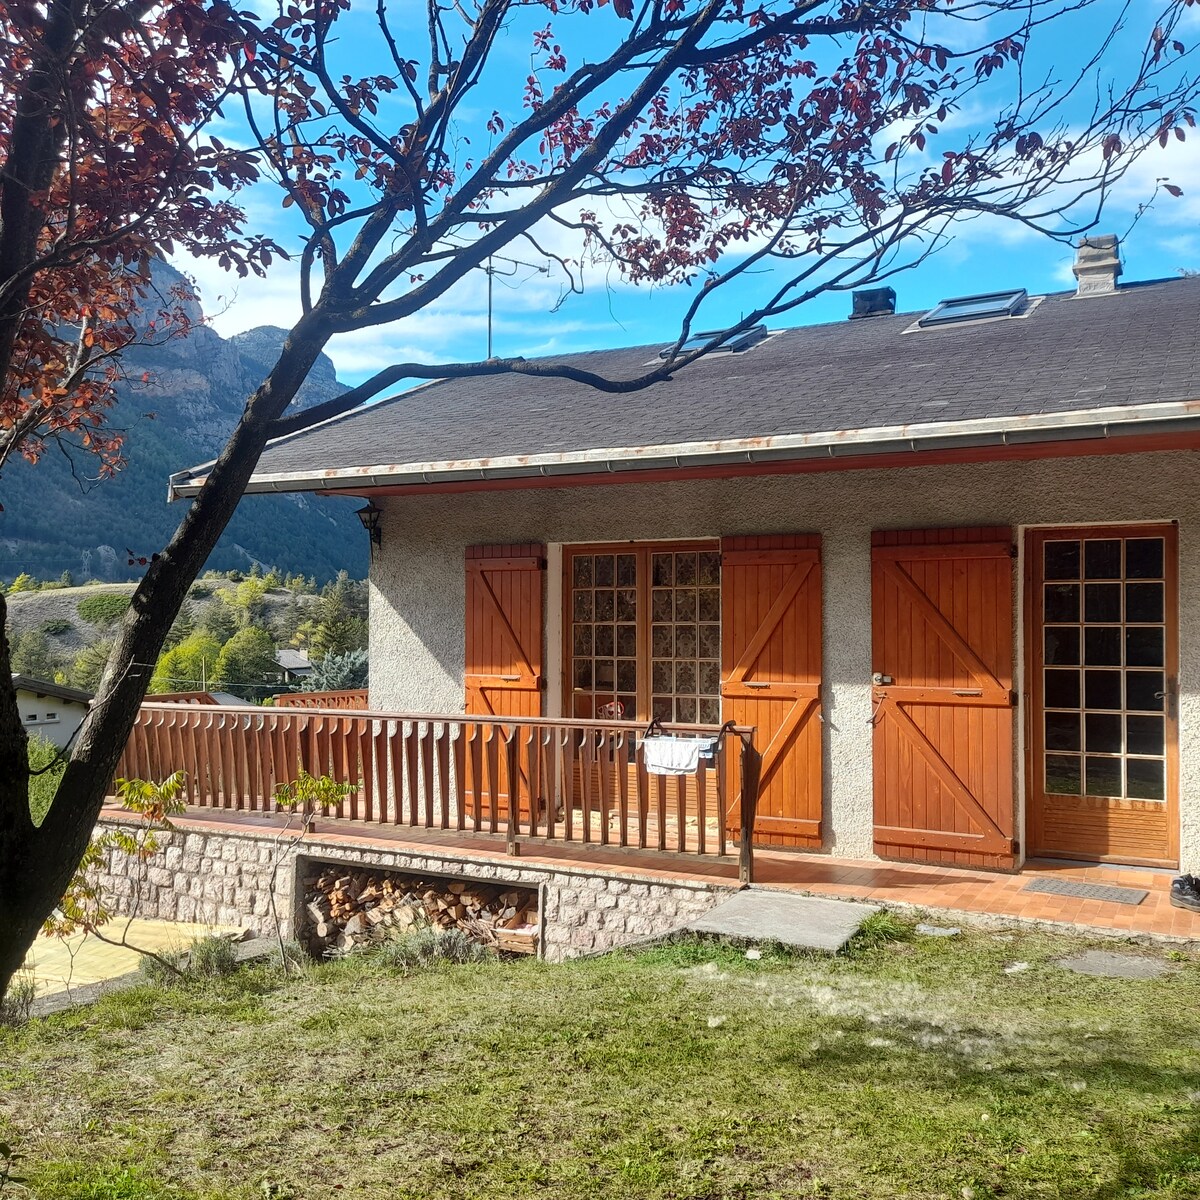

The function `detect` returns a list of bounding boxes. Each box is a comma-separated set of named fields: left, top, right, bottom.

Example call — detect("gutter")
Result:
left=168, top=398, right=1200, bottom=500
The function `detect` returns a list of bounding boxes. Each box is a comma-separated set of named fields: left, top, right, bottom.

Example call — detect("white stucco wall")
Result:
left=368, top=448, right=1200, bottom=872
left=16, top=692, right=88, bottom=750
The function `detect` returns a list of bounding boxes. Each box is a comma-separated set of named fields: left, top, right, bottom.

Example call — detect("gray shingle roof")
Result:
left=174, top=276, right=1200, bottom=494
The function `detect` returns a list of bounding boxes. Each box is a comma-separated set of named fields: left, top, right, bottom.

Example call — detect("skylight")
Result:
left=659, top=324, right=768, bottom=359
left=918, top=288, right=1028, bottom=328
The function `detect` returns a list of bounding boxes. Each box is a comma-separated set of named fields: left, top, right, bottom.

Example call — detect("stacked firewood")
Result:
left=300, top=865, right=538, bottom=957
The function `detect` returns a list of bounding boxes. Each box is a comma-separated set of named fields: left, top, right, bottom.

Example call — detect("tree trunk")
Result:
left=0, top=313, right=332, bottom=999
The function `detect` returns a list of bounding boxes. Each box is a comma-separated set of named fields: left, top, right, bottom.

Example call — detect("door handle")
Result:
left=744, top=682, right=771, bottom=689
left=953, top=689, right=983, bottom=697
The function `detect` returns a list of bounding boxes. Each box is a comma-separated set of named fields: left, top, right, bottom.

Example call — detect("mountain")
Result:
left=0, top=262, right=367, bottom=584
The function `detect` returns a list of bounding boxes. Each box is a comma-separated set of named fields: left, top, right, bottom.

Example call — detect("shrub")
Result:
left=76, top=593, right=131, bottom=626
left=375, top=927, right=491, bottom=971
left=40, top=619, right=73, bottom=637
left=189, top=935, right=239, bottom=979
left=0, top=974, right=35, bottom=1026
left=28, top=734, right=63, bottom=826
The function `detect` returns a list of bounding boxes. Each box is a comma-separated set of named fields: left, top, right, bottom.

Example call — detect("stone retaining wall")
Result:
left=95, top=818, right=734, bottom=961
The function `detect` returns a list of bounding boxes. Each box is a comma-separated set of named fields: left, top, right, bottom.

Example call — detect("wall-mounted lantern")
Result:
left=356, top=501, right=382, bottom=555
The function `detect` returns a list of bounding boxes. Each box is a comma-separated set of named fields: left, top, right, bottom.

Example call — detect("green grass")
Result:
left=3, top=925, right=1200, bottom=1199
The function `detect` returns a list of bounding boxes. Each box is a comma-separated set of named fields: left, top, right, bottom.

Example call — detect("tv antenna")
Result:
left=478, top=253, right=550, bottom=358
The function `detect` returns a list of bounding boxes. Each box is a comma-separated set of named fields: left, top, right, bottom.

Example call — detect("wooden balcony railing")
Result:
left=115, top=704, right=761, bottom=880
left=272, top=689, right=370, bottom=710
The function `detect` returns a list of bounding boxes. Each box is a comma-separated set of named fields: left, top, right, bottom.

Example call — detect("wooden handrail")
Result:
left=114, top=704, right=757, bottom=873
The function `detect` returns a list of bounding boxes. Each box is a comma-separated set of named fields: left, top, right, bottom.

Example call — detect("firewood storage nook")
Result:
left=298, top=859, right=539, bottom=957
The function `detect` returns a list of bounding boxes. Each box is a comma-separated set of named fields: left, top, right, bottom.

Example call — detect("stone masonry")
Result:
left=95, top=816, right=734, bottom=961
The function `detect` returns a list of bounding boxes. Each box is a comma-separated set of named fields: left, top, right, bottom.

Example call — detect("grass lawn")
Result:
left=2, top=918, right=1199, bottom=1199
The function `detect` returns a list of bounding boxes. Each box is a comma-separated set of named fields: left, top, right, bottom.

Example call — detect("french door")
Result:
left=1026, top=524, right=1179, bottom=867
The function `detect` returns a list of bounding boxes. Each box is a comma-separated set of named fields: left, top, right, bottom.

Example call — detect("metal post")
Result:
left=738, top=735, right=761, bottom=885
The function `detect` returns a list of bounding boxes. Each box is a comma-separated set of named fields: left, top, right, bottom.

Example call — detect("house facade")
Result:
left=13, top=674, right=92, bottom=749
left=173, top=237, right=1200, bottom=877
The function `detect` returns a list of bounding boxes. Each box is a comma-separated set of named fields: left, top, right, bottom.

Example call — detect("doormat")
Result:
left=1023, top=877, right=1148, bottom=906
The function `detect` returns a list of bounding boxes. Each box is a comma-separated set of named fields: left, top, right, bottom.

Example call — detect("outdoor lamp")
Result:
left=356, top=501, right=382, bottom=552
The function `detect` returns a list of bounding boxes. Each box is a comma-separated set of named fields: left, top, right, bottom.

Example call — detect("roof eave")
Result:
left=168, top=398, right=1200, bottom=500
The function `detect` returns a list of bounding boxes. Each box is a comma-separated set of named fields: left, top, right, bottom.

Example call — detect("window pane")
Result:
left=595, top=625, right=614, bottom=656
left=675, top=553, right=697, bottom=585
left=616, top=554, right=637, bottom=587
left=1044, top=584, right=1079, bottom=622
left=616, top=624, right=637, bottom=657
left=652, top=554, right=673, bottom=586
left=651, top=625, right=672, bottom=657
left=1084, top=627, right=1121, bottom=666
left=699, top=625, right=721, bottom=659
left=1126, top=715, right=1164, bottom=757
left=699, top=662, right=720, bottom=694
left=674, top=590, right=696, bottom=622
left=1085, top=756, right=1123, bottom=798
left=594, top=555, right=614, bottom=586
left=1127, top=758, right=1165, bottom=802
left=652, top=662, right=672, bottom=693
left=1126, top=671, right=1165, bottom=712
left=676, top=663, right=696, bottom=693
left=595, top=590, right=614, bottom=621
left=652, top=589, right=672, bottom=621
left=573, top=660, right=592, bottom=689
left=1084, top=539, right=1121, bottom=579
left=595, top=661, right=615, bottom=690
left=652, top=696, right=672, bottom=721
left=699, top=698, right=721, bottom=725
left=1044, top=627, right=1080, bottom=666
left=1045, top=669, right=1080, bottom=709
left=1125, top=538, right=1163, bottom=580
left=675, top=696, right=697, bottom=722
left=1045, top=712, right=1080, bottom=752
left=1045, top=754, right=1081, bottom=795
left=573, top=626, right=592, bottom=657
left=572, top=556, right=592, bottom=586
left=1126, top=627, right=1164, bottom=667
left=1085, top=712, right=1122, bottom=754
left=616, top=661, right=636, bottom=692
left=698, top=552, right=720, bottom=586
left=573, top=590, right=592, bottom=621
left=616, top=589, right=636, bottom=621
left=1044, top=541, right=1080, bottom=580
left=676, top=627, right=697, bottom=658
left=1126, top=583, right=1164, bottom=623
left=1084, top=583, right=1121, bottom=623
left=1084, top=670, right=1121, bottom=710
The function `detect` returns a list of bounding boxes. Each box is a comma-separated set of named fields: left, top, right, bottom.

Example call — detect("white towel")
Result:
left=642, top=736, right=716, bottom=776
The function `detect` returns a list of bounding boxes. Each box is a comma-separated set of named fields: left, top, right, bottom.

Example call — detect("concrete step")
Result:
left=685, top=889, right=879, bottom=953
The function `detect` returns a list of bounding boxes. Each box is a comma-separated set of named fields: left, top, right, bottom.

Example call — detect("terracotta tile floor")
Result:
left=103, top=805, right=1200, bottom=944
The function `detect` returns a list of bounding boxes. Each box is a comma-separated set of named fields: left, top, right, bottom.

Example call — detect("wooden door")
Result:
left=721, top=535, right=822, bottom=847
left=464, top=544, right=545, bottom=824
left=871, top=529, right=1016, bottom=868
left=1026, top=525, right=1178, bottom=867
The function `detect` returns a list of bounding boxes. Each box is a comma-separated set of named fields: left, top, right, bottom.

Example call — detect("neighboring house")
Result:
left=171, top=235, right=1200, bottom=877
left=275, top=648, right=313, bottom=686
left=13, top=674, right=92, bottom=749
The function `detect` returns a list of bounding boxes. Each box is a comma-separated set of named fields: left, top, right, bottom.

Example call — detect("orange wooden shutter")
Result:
left=465, top=544, right=545, bottom=718
left=871, top=528, right=1016, bottom=869
left=720, top=534, right=822, bottom=847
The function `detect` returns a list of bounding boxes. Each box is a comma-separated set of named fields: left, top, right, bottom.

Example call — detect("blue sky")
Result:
left=175, top=0, right=1200, bottom=389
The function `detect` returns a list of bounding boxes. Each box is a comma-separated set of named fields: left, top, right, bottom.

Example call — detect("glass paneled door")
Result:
left=1027, top=525, right=1178, bottom=867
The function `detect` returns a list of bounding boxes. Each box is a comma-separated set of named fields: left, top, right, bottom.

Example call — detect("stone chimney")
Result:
left=1072, top=234, right=1122, bottom=297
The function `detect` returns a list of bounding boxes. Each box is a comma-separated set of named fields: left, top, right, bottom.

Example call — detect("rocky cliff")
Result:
left=0, top=262, right=367, bottom=583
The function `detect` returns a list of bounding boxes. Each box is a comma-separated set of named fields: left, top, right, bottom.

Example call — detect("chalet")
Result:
left=115, top=235, right=1200, bottom=954
left=14, top=674, right=92, bottom=749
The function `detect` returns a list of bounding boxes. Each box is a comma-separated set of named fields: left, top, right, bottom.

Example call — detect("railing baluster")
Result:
left=675, top=773, right=687, bottom=854
left=636, top=740, right=649, bottom=850
left=716, top=735, right=728, bottom=858
left=505, top=727, right=520, bottom=855
left=615, top=732, right=630, bottom=848
left=696, top=757, right=707, bottom=856
left=436, top=723, right=451, bottom=830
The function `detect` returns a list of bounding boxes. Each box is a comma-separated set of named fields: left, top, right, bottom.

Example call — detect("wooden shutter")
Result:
left=871, top=528, right=1016, bottom=868
left=720, top=534, right=822, bottom=847
left=464, top=544, right=545, bottom=718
